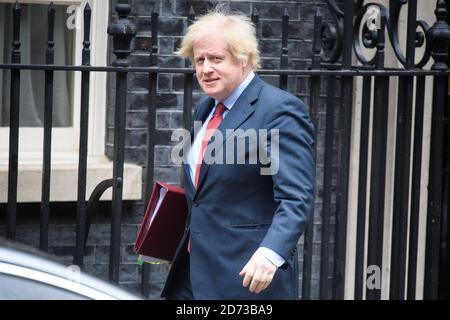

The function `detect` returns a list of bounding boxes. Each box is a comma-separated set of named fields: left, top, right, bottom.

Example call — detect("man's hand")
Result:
left=239, top=251, right=277, bottom=294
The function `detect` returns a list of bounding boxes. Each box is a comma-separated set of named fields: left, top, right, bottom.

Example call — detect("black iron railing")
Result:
left=1, top=0, right=450, bottom=300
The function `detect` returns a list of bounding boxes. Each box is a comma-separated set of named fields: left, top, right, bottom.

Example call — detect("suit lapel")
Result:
left=182, top=97, right=214, bottom=193
left=194, top=75, right=264, bottom=195
left=194, top=98, right=215, bottom=134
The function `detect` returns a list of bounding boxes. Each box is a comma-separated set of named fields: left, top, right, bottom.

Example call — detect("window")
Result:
left=0, top=2, right=75, bottom=128
left=0, top=0, right=109, bottom=162
left=0, top=1, right=142, bottom=203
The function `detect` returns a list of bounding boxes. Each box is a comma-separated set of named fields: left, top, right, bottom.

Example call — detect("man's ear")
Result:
left=241, top=56, right=250, bottom=69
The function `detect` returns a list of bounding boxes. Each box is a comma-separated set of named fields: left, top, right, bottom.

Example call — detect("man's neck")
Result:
left=216, top=71, right=255, bottom=109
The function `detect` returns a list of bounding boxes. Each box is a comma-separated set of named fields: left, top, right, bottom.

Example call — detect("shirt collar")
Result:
left=214, top=71, right=255, bottom=111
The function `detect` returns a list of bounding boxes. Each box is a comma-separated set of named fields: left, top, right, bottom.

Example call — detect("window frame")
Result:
left=0, top=0, right=109, bottom=163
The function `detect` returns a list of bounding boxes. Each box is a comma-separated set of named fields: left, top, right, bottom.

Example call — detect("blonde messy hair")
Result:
left=176, top=7, right=260, bottom=70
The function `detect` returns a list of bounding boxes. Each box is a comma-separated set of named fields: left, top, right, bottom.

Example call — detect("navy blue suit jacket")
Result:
left=162, top=75, right=315, bottom=299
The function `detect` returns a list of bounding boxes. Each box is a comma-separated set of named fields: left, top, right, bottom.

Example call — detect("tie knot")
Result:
left=214, top=103, right=226, bottom=116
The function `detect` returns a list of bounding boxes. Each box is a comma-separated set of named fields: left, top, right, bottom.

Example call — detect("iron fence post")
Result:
left=74, top=1, right=92, bottom=268
left=425, top=0, right=450, bottom=300
left=6, top=1, right=21, bottom=241
left=107, top=0, right=136, bottom=283
left=40, top=2, right=56, bottom=252
left=333, top=0, right=354, bottom=300
left=141, top=6, right=159, bottom=298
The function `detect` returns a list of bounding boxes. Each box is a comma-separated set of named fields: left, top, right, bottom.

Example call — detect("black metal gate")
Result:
left=1, top=0, right=450, bottom=300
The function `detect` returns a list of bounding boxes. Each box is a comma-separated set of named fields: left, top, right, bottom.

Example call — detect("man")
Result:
left=161, top=8, right=315, bottom=300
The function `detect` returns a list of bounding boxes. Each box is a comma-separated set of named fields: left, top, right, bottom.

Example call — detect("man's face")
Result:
left=193, top=34, right=248, bottom=102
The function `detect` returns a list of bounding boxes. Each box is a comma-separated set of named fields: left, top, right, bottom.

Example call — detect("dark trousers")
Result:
left=166, top=251, right=194, bottom=300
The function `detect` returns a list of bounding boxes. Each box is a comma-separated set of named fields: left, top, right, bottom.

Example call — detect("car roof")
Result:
left=0, top=238, right=141, bottom=300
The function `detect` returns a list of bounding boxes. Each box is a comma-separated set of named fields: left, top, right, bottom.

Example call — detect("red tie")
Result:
left=188, top=102, right=226, bottom=253
left=194, top=102, right=227, bottom=188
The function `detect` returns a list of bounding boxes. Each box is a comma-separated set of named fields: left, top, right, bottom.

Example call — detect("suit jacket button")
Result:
left=194, top=202, right=199, bottom=207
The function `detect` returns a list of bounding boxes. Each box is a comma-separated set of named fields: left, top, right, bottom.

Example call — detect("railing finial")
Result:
left=251, top=6, right=259, bottom=25
left=188, top=3, right=195, bottom=17
left=427, top=0, right=450, bottom=71
left=311, top=8, right=322, bottom=69
left=107, top=1, right=136, bottom=67
left=82, top=2, right=92, bottom=66
left=12, top=0, right=21, bottom=62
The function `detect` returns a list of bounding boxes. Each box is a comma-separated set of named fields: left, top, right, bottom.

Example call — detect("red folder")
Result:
left=134, top=181, right=188, bottom=262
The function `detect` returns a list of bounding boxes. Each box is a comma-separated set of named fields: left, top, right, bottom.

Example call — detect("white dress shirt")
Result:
left=187, top=71, right=285, bottom=268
